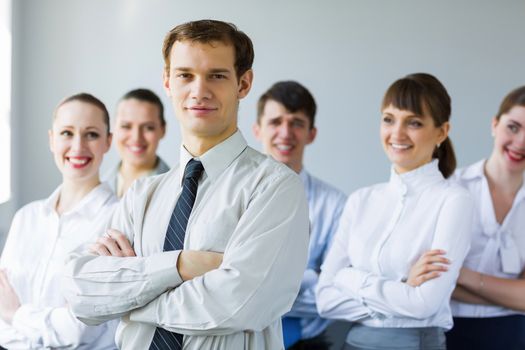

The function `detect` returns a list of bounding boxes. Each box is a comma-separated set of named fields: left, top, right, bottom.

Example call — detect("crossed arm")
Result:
left=453, top=267, right=525, bottom=311
left=408, top=252, right=525, bottom=310
left=63, top=173, right=309, bottom=335
left=90, top=229, right=223, bottom=282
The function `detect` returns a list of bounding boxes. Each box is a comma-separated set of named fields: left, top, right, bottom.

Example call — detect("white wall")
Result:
left=2, top=0, right=525, bottom=237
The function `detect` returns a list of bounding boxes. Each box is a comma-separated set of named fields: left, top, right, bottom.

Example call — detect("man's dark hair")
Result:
left=162, top=19, right=254, bottom=81
left=257, top=81, right=316, bottom=129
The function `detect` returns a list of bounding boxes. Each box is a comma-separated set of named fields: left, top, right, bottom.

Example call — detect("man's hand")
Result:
left=90, top=229, right=136, bottom=257
left=178, top=251, right=224, bottom=281
left=406, top=249, right=449, bottom=287
left=0, top=269, right=21, bottom=324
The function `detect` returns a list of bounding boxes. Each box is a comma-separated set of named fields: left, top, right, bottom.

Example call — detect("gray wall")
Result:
left=2, top=1, right=525, bottom=246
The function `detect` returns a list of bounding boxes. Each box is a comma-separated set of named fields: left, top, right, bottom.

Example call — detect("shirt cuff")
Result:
left=301, top=269, right=319, bottom=291
left=145, top=250, right=184, bottom=290
left=11, top=305, right=40, bottom=344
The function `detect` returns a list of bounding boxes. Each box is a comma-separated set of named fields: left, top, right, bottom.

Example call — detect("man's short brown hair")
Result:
left=162, top=19, right=254, bottom=80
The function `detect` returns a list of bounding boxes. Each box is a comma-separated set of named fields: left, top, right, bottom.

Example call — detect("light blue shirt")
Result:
left=285, top=169, right=347, bottom=339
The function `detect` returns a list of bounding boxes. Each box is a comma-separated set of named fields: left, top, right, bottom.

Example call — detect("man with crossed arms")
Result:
left=63, top=20, right=309, bottom=350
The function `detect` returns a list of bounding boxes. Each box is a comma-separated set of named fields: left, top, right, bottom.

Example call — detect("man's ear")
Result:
left=237, top=69, right=253, bottom=99
left=307, top=127, right=317, bottom=145
left=163, top=69, right=171, bottom=97
left=252, top=122, right=261, bottom=141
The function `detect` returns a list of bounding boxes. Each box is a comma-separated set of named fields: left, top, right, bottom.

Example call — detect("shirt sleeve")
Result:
left=331, top=192, right=474, bottom=319
left=0, top=209, right=35, bottom=349
left=7, top=304, right=88, bottom=348
left=129, top=173, right=310, bottom=336
left=0, top=210, right=86, bottom=348
left=316, top=194, right=379, bottom=321
left=62, top=180, right=184, bottom=325
left=0, top=320, right=33, bottom=349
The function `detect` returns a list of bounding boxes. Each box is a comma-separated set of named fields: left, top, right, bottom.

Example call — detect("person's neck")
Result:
left=119, top=158, right=157, bottom=181
left=485, top=154, right=523, bottom=196
left=290, top=162, right=303, bottom=174
left=56, top=177, right=100, bottom=215
left=183, top=129, right=237, bottom=157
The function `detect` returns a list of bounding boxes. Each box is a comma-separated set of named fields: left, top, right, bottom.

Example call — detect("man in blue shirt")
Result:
left=253, top=81, right=347, bottom=350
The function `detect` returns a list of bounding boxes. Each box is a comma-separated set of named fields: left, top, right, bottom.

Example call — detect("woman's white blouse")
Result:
left=0, top=183, right=118, bottom=349
left=316, top=160, right=474, bottom=330
left=451, top=160, right=525, bottom=317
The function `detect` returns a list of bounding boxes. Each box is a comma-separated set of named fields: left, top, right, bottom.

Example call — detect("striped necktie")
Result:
left=149, top=159, right=204, bottom=350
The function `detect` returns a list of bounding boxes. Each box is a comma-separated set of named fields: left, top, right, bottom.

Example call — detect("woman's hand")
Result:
left=0, top=269, right=21, bottom=324
left=406, top=249, right=450, bottom=287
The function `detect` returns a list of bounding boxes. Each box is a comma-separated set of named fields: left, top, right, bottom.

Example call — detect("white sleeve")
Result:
left=129, top=173, right=310, bottom=336
left=8, top=305, right=86, bottom=348
left=0, top=319, right=33, bottom=349
left=62, top=181, right=183, bottom=325
left=0, top=210, right=85, bottom=348
left=332, top=192, right=474, bottom=319
left=316, top=195, right=379, bottom=321
left=0, top=209, right=35, bottom=349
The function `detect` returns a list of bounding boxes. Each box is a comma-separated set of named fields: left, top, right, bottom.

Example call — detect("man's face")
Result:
left=163, top=40, right=252, bottom=151
left=253, top=99, right=316, bottom=173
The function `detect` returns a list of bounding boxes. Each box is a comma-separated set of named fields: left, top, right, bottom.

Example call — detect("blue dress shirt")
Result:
left=284, top=169, right=347, bottom=343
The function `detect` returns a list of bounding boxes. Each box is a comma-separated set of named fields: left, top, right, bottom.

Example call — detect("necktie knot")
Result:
left=184, top=159, right=204, bottom=182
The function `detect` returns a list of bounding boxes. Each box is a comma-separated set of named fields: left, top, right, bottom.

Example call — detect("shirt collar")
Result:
left=299, top=167, right=308, bottom=183
left=389, top=159, right=444, bottom=196
left=179, top=130, right=247, bottom=186
left=460, top=159, right=525, bottom=203
left=43, top=182, right=115, bottom=217
left=460, top=159, right=486, bottom=181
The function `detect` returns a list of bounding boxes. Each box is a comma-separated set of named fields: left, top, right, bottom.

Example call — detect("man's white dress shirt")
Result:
left=316, top=160, right=474, bottom=330
left=62, top=131, right=310, bottom=350
left=0, top=183, right=118, bottom=349
left=451, top=159, right=525, bottom=317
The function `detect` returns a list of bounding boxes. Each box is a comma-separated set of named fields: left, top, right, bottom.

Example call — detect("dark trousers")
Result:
left=446, top=315, right=525, bottom=350
left=288, top=333, right=331, bottom=350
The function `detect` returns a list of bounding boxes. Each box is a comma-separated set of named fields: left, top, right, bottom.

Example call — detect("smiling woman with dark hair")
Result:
left=316, top=73, right=474, bottom=350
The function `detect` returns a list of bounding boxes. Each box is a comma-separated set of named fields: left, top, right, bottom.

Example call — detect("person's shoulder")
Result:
left=242, top=146, right=298, bottom=179
left=450, top=159, right=485, bottom=184
left=232, top=148, right=303, bottom=197
left=443, top=179, right=472, bottom=199
left=307, top=172, right=347, bottom=200
left=15, top=198, right=47, bottom=217
left=136, top=165, right=179, bottom=192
